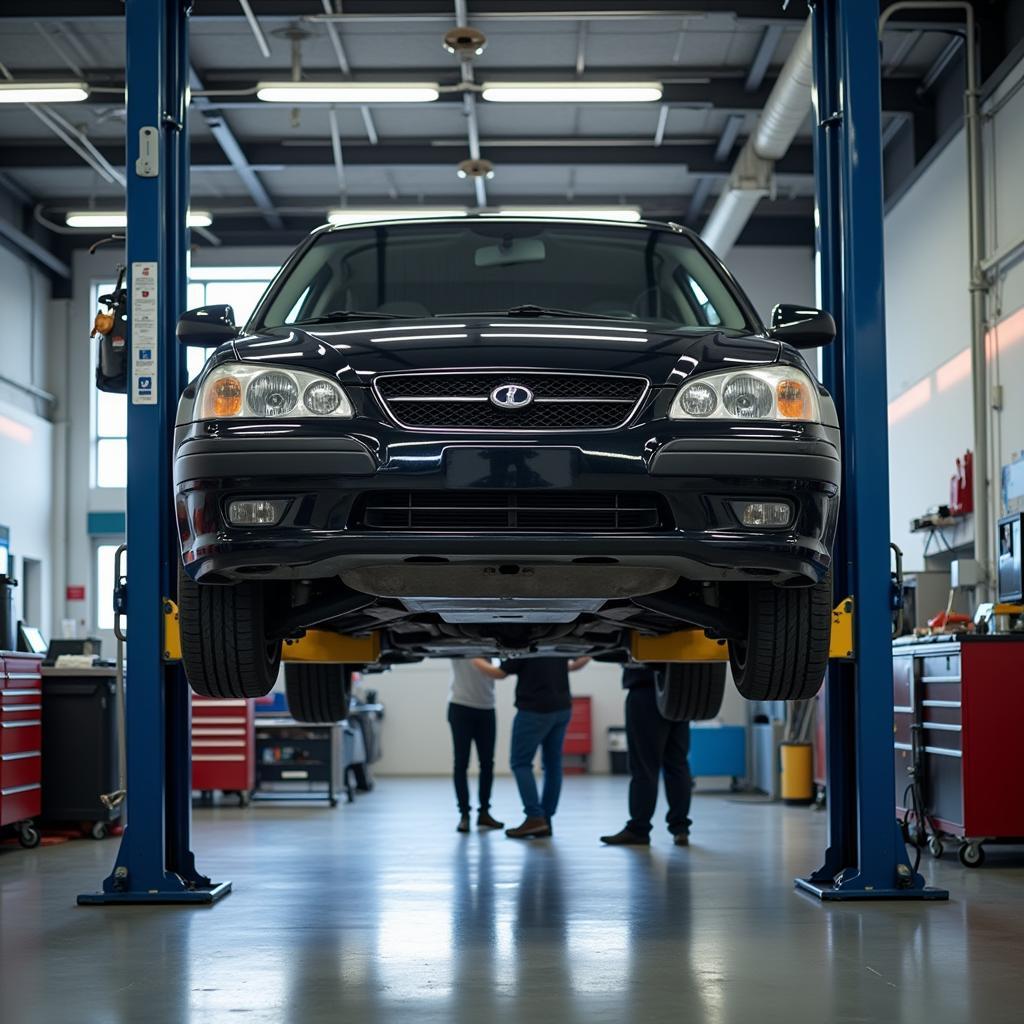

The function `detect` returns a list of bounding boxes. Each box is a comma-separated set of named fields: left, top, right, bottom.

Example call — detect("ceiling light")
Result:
left=256, top=82, right=439, bottom=104
left=0, top=81, right=90, bottom=103
left=327, top=208, right=468, bottom=226
left=492, top=207, right=643, bottom=222
left=481, top=82, right=662, bottom=104
left=65, top=210, right=214, bottom=229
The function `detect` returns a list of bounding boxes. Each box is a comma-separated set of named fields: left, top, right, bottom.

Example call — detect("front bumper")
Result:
left=174, top=415, right=840, bottom=588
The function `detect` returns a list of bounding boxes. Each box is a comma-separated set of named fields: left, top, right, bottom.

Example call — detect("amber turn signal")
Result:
left=776, top=379, right=809, bottom=419
left=206, top=376, right=242, bottom=418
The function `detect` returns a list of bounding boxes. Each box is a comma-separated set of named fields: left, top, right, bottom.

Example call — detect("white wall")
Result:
left=726, top=245, right=816, bottom=325
left=0, top=241, right=56, bottom=638
left=363, top=658, right=746, bottom=778
left=884, top=52, right=1024, bottom=572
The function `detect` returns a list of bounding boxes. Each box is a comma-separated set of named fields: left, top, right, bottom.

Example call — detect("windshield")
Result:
left=254, top=220, right=757, bottom=332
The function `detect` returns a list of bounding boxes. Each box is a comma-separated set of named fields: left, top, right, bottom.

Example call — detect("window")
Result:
left=95, top=542, right=120, bottom=631
left=91, top=268, right=275, bottom=489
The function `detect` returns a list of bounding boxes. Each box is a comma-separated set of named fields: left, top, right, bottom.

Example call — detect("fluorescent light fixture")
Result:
left=65, top=210, right=213, bottom=229
left=327, top=208, right=467, bottom=226
left=493, top=207, right=643, bottom=223
left=481, top=82, right=662, bottom=104
left=257, top=82, right=439, bottom=104
left=0, top=81, right=89, bottom=103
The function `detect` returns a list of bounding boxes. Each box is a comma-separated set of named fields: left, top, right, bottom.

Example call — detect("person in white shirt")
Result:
left=448, top=658, right=505, bottom=833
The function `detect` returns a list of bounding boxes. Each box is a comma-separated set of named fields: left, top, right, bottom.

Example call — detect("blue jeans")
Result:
left=509, top=708, right=573, bottom=820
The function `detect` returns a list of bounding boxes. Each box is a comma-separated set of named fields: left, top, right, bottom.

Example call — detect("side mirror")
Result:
left=769, top=304, right=836, bottom=349
left=177, top=304, right=239, bottom=347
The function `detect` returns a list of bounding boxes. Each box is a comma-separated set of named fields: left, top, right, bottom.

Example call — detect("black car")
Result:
left=174, top=216, right=839, bottom=720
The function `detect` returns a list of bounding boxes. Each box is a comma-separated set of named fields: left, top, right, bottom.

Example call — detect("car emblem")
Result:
left=490, top=383, right=534, bottom=409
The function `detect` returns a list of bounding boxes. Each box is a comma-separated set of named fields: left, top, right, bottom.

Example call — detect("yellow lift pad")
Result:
left=630, top=596, right=855, bottom=664
left=162, top=599, right=380, bottom=665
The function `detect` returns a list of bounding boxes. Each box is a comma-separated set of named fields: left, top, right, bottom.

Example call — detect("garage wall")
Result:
left=0, top=237, right=56, bottom=638
left=726, top=245, right=816, bottom=326
left=363, top=658, right=746, bottom=778
left=884, top=53, right=1024, bottom=571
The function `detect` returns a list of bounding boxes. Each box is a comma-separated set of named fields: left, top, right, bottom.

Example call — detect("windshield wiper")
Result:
left=472, top=304, right=637, bottom=322
left=290, top=309, right=411, bottom=326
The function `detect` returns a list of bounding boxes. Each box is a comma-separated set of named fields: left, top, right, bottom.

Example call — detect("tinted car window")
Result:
left=255, top=220, right=755, bottom=332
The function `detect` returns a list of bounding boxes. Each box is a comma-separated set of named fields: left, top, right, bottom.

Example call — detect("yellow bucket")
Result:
left=780, top=742, right=814, bottom=805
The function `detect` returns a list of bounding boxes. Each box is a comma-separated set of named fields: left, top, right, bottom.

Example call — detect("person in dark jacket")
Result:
left=601, top=664, right=692, bottom=846
left=477, top=656, right=589, bottom=838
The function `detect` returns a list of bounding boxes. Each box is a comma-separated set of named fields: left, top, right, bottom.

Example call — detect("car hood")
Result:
left=229, top=315, right=780, bottom=388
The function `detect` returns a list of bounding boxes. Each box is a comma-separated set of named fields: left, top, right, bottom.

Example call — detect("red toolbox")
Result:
left=893, top=635, right=1024, bottom=866
left=191, top=696, right=255, bottom=805
left=1, top=652, right=44, bottom=847
left=563, top=696, right=592, bottom=774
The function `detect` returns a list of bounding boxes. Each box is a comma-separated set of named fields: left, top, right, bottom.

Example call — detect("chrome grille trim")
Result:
left=373, top=370, right=649, bottom=433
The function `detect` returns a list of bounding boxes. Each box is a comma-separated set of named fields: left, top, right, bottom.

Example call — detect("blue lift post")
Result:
left=79, top=0, right=229, bottom=905
left=796, top=0, right=946, bottom=901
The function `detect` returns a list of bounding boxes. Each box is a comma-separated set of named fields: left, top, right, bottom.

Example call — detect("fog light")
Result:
left=736, top=501, right=791, bottom=528
left=227, top=499, right=287, bottom=526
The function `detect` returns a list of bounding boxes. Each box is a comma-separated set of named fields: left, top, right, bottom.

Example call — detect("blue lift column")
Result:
left=79, top=0, right=229, bottom=906
left=796, top=0, right=946, bottom=901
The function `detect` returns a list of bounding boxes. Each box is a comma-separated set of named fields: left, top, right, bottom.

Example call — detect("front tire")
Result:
left=729, top=575, right=832, bottom=701
left=285, top=663, right=352, bottom=723
left=655, top=663, right=727, bottom=721
left=178, top=564, right=281, bottom=698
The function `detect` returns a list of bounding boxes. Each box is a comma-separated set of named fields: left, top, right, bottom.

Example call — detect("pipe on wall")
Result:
left=880, top=2, right=989, bottom=599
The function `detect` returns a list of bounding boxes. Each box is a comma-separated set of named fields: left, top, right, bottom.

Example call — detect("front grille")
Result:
left=353, top=491, right=669, bottom=532
left=374, top=372, right=647, bottom=431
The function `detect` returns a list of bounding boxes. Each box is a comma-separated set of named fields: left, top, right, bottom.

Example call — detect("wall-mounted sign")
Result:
left=66, top=585, right=86, bottom=601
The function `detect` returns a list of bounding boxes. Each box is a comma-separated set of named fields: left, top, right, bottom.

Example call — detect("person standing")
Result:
left=447, top=658, right=505, bottom=833
left=600, top=663, right=692, bottom=846
left=477, top=656, right=589, bottom=839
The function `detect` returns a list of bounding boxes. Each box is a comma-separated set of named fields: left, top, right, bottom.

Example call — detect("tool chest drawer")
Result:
left=191, top=696, right=254, bottom=795
left=0, top=652, right=43, bottom=829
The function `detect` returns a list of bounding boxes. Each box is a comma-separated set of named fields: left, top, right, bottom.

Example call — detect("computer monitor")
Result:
left=18, top=623, right=47, bottom=655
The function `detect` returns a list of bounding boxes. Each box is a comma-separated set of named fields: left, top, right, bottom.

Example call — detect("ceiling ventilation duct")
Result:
left=701, top=18, right=813, bottom=257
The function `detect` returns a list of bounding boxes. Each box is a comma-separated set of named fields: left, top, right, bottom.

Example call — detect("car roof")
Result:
left=314, top=214, right=692, bottom=238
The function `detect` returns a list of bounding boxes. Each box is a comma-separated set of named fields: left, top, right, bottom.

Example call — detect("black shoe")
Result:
left=600, top=828, right=650, bottom=846
left=505, top=816, right=552, bottom=839
left=673, top=833, right=690, bottom=847
left=477, top=810, right=504, bottom=830
left=457, top=813, right=470, bottom=833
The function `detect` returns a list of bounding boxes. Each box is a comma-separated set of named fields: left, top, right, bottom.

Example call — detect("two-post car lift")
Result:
left=79, top=0, right=947, bottom=904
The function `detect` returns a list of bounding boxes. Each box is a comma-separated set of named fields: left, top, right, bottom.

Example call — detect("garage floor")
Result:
left=2, top=776, right=1024, bottom=1023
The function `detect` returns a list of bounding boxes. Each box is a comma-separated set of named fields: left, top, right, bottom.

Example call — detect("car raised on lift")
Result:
left=173, top=215, right=839, bottom=722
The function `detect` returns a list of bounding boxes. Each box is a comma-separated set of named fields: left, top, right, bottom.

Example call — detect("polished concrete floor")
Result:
left=3, top=776, right=1024, bottom=1024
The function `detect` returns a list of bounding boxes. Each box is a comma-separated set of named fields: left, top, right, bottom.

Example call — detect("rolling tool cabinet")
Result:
left=40, top=667, right=122, bottom=838
left=191, top=696, right=255, bottom=806
left=893, top=635, right=1024, bottom=866
left=1, top=652, right=44, bottom=848
left=563, top=696, right=592, bottom=774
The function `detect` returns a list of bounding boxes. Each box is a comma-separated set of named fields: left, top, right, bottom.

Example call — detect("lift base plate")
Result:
left=77, top=880, right=232, bottom=905
left=794, top=878, right=948, bottom=901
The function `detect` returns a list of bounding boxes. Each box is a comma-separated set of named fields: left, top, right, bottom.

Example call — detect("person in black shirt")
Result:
left=478, top=656, right=589, bottom=838
left=600, top=663, right=693, bottom=846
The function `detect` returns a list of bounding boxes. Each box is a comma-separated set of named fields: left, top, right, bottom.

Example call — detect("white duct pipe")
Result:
left=701, top=17, right=813, bottom=256
left=752, top=18, right=814, bottom=161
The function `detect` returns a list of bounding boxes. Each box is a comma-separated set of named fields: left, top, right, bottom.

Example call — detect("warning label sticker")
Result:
left=131, top=261, right=158, bottom=405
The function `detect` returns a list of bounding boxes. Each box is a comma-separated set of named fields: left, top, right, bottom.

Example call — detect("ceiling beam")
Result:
left=189, top=67, right=284, bottom=229
left=0, top=138, right=816, bottom=175
left=0, top=2, right=810, bottom=22
left=0, top=215, right=71, bottom=278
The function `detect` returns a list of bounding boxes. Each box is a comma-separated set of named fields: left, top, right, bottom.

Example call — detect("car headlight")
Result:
left=196, top=362, right=353, bottom=420
left=669, top=365, right=821, bottom=422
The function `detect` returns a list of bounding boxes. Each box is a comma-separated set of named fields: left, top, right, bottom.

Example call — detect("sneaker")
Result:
left=600, top=828, right=650, bottom=846
left=477, top=810, right=505, bottom=830
left=673, top=833, right=690, bottom=847
left=505, top=816, right=552, bottom=839
left=457, top=813, right=470, bottom=833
